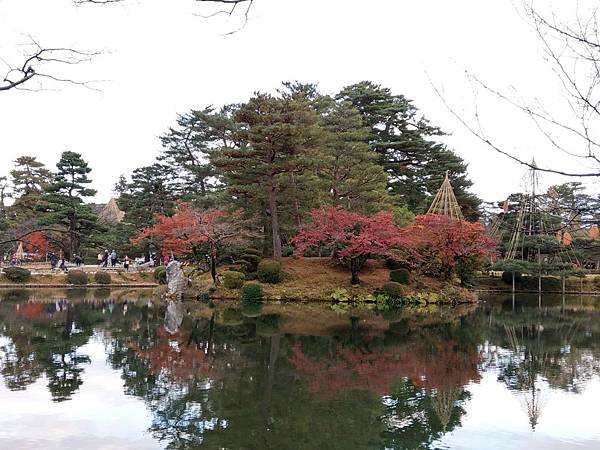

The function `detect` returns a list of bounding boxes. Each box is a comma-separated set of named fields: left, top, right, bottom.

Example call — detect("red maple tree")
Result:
left=132, top=202, right=243, bottom=283
left=292, top=206, right=406, bottom=284
left=401, top=214, right=496, bottom=282
left=21, top=231, right=49, bottom=259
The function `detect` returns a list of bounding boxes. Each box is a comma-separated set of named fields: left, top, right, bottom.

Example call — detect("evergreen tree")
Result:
left=336, top=81, right=480, bottom=219
left=213, top=92, right=321, bottom=260
left=37, top=151, right=98, bottom=259
left=10, top=155, right=52, bottom=218
left=117, top=163, right=177, bottom=229
left=0, top=176, right=11, bottom=219
left=159, top=106, right=235, bottom=205
left=316, top=98, right=390, bottom=213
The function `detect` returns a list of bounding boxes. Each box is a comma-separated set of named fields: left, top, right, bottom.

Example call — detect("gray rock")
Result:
left=164, top=300, right=184, bottom=334
left=166, top=261, right=187, bottom=296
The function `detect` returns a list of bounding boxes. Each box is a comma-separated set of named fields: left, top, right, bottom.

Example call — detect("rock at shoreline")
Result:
left=166, top=261, right=187, bottom=296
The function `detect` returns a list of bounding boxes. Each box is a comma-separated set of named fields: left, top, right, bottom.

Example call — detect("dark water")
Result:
left=0, top=289, right=599, bottom=449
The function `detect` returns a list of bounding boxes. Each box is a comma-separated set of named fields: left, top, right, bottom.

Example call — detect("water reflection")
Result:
left=0, top=290, right=599, bottom=449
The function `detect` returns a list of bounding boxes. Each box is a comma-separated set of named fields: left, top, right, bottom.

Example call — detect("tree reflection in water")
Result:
left=0, top=291, right=600, bottom=448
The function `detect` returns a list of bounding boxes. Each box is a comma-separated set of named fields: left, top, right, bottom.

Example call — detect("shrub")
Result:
left=382, top=281, right=406, bottom=299
left=385, top=258, right=407, bottom=270
left=240, top=254, right=261, bottom=272
left=282, top=245, right=294, bottom=257
left=501, top=271, right=522, bottom=285
left=241, top=282, right=263, bottom=302
left=244, top=248, right=263, bottom=257
left=67, top=270, right=88, bottom=286
left=2, top=267, right=31, bottom=283
left=257, top=259, right=282, bottom=284
left=94, top=271, right=112, bottom=285
left=154, top=266, right=167, bottom=285
left=223, top=271, right=245, bottom=289
left=330, top=288, right=350, bottom=302
left=390, top=268, right=410, bottom=285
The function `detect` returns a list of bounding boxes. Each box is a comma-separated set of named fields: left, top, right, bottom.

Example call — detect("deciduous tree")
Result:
left=292, top=206, right=405, bottom=285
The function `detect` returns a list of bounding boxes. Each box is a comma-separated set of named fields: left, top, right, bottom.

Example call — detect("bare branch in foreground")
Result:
left=1, top=37, right=102, bottom=92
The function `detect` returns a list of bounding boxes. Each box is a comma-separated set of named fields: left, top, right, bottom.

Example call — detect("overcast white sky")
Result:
left=1, top=0, right=599, bottom=204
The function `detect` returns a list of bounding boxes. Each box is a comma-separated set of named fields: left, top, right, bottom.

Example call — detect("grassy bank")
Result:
left=191, top=257, right=477, bottom=304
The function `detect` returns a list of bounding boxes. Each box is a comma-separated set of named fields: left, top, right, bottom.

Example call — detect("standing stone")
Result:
left=166, top=260, right=187, bottom=296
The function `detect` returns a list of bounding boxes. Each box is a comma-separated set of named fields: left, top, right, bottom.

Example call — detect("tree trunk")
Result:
left=350, top=258, right=361, bottom=285
left=269, top=186, right=282, bottom=261
left=210, top=242, right=218, bottom=284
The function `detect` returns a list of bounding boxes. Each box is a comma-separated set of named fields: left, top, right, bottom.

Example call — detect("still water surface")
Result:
left=0, top=289, right=599, bottom=449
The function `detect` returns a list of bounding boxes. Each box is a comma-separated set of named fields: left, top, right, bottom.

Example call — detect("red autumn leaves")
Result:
left=292, top=206, right=496, bottom=282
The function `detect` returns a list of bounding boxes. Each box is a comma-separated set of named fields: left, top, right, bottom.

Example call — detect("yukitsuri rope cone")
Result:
left=427, top=171, right=464, bottom=220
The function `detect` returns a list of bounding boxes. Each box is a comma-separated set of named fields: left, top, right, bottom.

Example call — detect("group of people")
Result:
left=97, top=250, right=130, bottom=271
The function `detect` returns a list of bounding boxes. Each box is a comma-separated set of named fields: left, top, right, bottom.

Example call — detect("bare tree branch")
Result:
left=1, top=37, right=101, bottom=92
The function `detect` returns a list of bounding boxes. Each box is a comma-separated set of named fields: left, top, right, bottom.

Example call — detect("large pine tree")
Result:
left=213, top=92, right=321, bottom=260
left=337, top=81, right=480, bottom=219
left=37, top=151, right=98, bottom=259
left=10, top=155, right=53, bottom=219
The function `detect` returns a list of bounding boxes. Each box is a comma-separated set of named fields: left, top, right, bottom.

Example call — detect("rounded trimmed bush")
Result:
left=240, top=254, right=261, bottom=272
left=154, top=266, right=167, bottom=285
left=241, top=282, right=263, bottom=302
left=67, top=270, right=88, bottom=286
left=94, top=271, right=112, bottom=285
left=385, top=258, right=406, bottom=270
left=2, top=267, right=32, bottom=283
left=223, top=270, right=245, bottom=289
left=257, top=259, right=282, bottom=284
left=244, top=248, right=262, bottom=257
left=282, top=245, right=294, bottom=257
left=382, top=281, right=406, bottom=299
left=501, top=271, right=522, bottom=285
left=390, top=268, right=410, bottom=285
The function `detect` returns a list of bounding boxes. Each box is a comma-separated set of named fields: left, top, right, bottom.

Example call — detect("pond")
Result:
left=0, top=289, right=599, bottom=449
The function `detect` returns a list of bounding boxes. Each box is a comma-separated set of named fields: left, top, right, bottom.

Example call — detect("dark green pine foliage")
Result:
left=117, top=163, right=177, bottom=229
left=38, top=151, right=99, bottom=259
left=336, top=81, right=480, bottom=220
left=213, top=92, right=321, bottom=260
left=317, top=98, right=391, bottom=213
left=159, top=106, right=237, bottom=206
left=10, top=155, right=53, bottom=218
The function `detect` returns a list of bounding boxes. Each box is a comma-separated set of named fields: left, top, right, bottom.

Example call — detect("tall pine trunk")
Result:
left=269, top=186, right=282, bottom=261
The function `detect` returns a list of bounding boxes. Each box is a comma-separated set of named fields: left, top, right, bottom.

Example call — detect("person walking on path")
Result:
left=123, top=255, right=130, bottom=272
left=97, top=251, right=103, bottom=266
left=102, top=250, right=109, bottom=268
left=163, top=254, right=170, bottom=266
left=110, top=250, right=117, bottom=268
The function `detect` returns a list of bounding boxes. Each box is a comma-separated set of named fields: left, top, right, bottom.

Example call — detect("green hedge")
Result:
left=257, top=259, right=282, bottom=284
left=241, top=282, right=263, bottom=302
left=244, top=248, right=263, bottom=257
left=154, top=266, right=167, bottom=285
left=94, top=271, right=112, bottom=285
left=382, top=281, right=406, bottom=299
left=390, top=268, right=410, bottom=285
left=223, top=270, right=245, bottom=289
left=282, top=245, right=294, bottom=257
left=2, top=267, right=32, bottom=282
left=68, top=270, right=88, bottom=286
